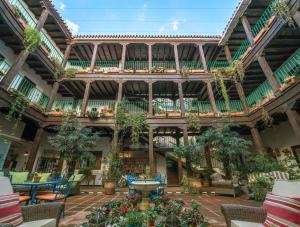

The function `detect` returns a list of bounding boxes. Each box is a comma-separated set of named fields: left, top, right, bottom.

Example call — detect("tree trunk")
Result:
left=222, top=157, right=232, bottom=179
left=186, top=155, right=193, bottom=177
left=67, top=160, right=76, bottom=177
left=204, top=146, right=213, bottom=172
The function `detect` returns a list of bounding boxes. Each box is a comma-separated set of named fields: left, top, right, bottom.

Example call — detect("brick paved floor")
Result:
left=59, top=189, right=259, bottom=227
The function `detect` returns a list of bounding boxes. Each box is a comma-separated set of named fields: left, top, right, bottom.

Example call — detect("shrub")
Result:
left=23, top=26, right=41, bottom=52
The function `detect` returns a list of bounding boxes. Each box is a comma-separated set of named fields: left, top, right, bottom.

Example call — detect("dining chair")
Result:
left=127, top=174, right=137, bottom=195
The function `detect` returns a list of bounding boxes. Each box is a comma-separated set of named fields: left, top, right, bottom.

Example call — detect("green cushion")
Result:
left=69, top=174, right=84, bottom=182
left=11, top=172, right=29, bottom=183
left=32, top=173, right=51, bottom=182
left=0, top=171, right=4, bottom=177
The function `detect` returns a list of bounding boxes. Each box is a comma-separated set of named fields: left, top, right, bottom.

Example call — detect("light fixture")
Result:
left=24, top=151, right=29, bottom=157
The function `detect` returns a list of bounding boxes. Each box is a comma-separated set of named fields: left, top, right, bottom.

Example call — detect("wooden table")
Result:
left=131, top=180, right=160, bottom=211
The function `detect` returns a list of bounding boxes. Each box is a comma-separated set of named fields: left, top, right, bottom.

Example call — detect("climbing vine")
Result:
left=272, top=0, right=295, bottom=28
left=261, top=108, right=274, bottom=127
left=213, top=71, right=230, bottom=112
left=23, top=26, right=41, bottom=53
left=187, top=115, right=202, bottom=132
left=52, top=58, right=77, bottom=79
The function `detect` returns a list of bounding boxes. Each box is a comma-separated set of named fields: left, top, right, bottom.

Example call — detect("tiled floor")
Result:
left=60, top=188, right=259, bottom=227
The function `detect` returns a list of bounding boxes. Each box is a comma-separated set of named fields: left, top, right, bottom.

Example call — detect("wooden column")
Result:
left=149, top=126, right=155, bottom=176
left=206, top=81, right=218, bottom=114
left=1, top=8, right=49, bottom=88
left=62, top=44, right=72, bottom=67
left=293, top=11, right=300, bottom=27
left=173, top=44, right=180, bottom=73
left=148, top=81, right=153, bottom=117
left=182, top=126, right=188, bottom=145
left=257, top=56, right=280, bottom=91
left=120, top=44, right=127, bottom=73
left=224, top=45, right=233, bottom=64
left=250, top=126, right=265, bottom=153
left=80, top=81, right=91, bottom=116
left=178, top=82, right=185, bottom=117
left=46, top=82, right=59, bottom=112
left=241, top=16, right=255, bottom=46
left=286, top=109, right=300, bottom=143
left=198, top=44, right=208, bottom=70
left=26, top=128, right=44, bottom=171
left=235, top=82, right=249, bottom=113
left=90, top=43, right=99, bottom=72
left=114, top=81, right=124, bottom=114
left=148, top=44, right=153, bottom=74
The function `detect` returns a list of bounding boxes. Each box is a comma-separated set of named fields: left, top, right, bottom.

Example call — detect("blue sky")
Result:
left=52, top=0, right=240, bottom=36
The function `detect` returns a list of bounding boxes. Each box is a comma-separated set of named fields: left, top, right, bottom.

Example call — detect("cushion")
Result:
left=231, top=220, right=263, bottom=227
left=270, top=171, right=289, bottom=181
left=0, top=193, right=23, bottom=226
left=263, top=192, right=300, bottom=227
left=19, top=218, right=56, bottom=227
left=11, top=172, right=29, bottom=184
left=32, top=173, right=51, bottom=183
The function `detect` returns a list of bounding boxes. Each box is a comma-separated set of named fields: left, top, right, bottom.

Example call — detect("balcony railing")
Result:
left=216, top=100, right=244, bottom=113
left=86, top=100, right=115, bottom=113
left=153, top=99, right=180, bottom=114
left=233, top=39, right=251, bottom=61
left=51, top=99, right=82, bottom=114
left=184, top=99, right=212, bottom=114
left=207, top=61, right=230, bottom=70
left=179, top=61, right=203, bottom=70
left=246, top=80, right=274, bottom=107
left=126, top=101, right=148, bottom=113
left=8, top=0, right=64, bottom=63
left=152, top=61, right=176, bottom=70
left=125, top=61, right=148, bottom=71
left=274, top=48, right=300, bottom=84
left=0, top=60, right=11, bottom=82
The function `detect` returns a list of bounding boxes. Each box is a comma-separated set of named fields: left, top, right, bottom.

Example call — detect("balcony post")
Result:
left=224, top=44, right=233, bottom=64
left=178, top=82, right=185, bottom=117
left=198, top=44, right=207, bottom=70
left=26, top=128, right=44, bottom=171
left=1, top=8, right=49, bottom=89
left=293, top=11, right=300, bottom=27
left=46, top=82, right=60, bottom=112
left=148, top=43, right=153, bottom=74
left=90, top=43, right=99, bottom=72
left=114, top=81, right=124, bottom=114
left=149, top=126, right=156, bottom=176
left=235, top=82, right=249, bottom=113
left=173, top=43, right=180, bottom=73
left=120, top=43, right=128, bottom=73
left=80, top=81, right=92, bottom=116
left=62, top=43, right=72, bottom=67
left=250, top=126, right=265, bottom=153
left=257, top=56, right=280, bottom=91
left=241, top=16, right=255, bottom=46
left=286, top=108, right=300, bottom=143
left=206, top=81, right=218, bottom=115
left=148, top=81, right=153, bottom=117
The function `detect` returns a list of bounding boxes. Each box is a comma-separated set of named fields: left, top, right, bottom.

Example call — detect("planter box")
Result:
left=103, top=112, right=114, bottom=117
left=254, top=27, right=267, bottom=43
left=48, top=111, right=64, bottom=117
left=17, top=17, right=27, bottom=28
left=41, top=44, right=50, bottom=57
left=168, top=112, right=181, bottom=117
left=155, top=113, right=167, bottom=118
left=229, top=111, right=244, bottom=116
left=241, top=46, right=253, bottom=60
left=267, top=16, right=276, bottom=28
left=191, top=69, right=206, bottom=73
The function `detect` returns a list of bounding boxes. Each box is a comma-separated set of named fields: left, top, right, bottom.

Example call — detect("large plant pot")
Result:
left=190, top=178, right=202, bottom=192
left=104, top=181, right=116, bottom=195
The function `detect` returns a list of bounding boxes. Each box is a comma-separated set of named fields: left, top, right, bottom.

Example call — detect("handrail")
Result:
left=216, top=100, right=243, bottom=113
left=246, top=80, right=274, bottom=107
left=184, top=99, right=212, bottom=113
left=207, top=61, right=230, bottom=70
left=179, top=61, right=203, bottom=70
left=51, top=98, right=82, bottom=113
left=86, top=100, right=115, bottom=112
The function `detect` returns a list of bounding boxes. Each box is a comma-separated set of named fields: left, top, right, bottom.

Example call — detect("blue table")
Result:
left=12, top=181, right=61, bottom=204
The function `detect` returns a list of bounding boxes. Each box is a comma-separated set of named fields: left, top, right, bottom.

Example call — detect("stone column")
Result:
left=250, top=126, right=265, bottom=153
left=62, top=44, right=72, bottom=67
left=286, top=109, right=300, bottom=143
left=90, top=43, right=99, bottom=72
left=80, top=81, right=92, bottom=116
left=198, top=44, right=207, bottom=70
left=148, top=44, right=153, bottom=74
left=206, top=81, right=218, bottom=115
left=26, top=128, right=44, bottom=171
left=241, top=16, right=255, bottom=45
left=1, top=8, right=49, bottom=88
left=173, top=44, right=180, bottom=73
left=224, top=44, right=233, bottom=64
left=120, top=44, right=127, bottom=73
left=235, top=82, right=249, bottom=113
left=148, top=81, right=153, bottom=117
left=149, top=126, right=155, bottom=176
left=46, top=82, right=60, bottom=112
left=257, top=56, right=280, bottom=91
left=178, top=82, right=185, bottom=117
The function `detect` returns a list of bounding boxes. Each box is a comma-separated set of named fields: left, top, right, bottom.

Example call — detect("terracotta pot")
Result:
left=104, top=181, right=116, bottom=195
left=190, top=178, right=202, bottom=191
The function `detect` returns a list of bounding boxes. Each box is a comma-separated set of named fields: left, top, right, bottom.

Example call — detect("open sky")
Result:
left=52, top=0, right=240, bottom=36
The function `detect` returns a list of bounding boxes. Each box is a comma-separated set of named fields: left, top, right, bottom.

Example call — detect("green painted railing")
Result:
left=274, top=48, right=300, bottom=84
left=216, top=100, right=244, bottom=113
left=152, top=61, right=176, bottom=70
left=95, top=60, right=119, bottom=68
left=126, top=101, right=148, bottom=113
left=67, top=60, right=91, bottom=70
left=179, top=61, right=203, bottom=70
left=246, top=81, right=274, bottom=107
left=251, top=2, right=273, bottom=37
left=0, top=60, right=11, bottom=82
left=185, top=99, right=212, bottom=113
left=125, top=61, right=148, bottom=70
left=51, top=99, right=82, bottom=113
left=9, top=0, right=64, bottom=63
left=86, top=100, right=115, bottom=112
left=233, top=39, right=250, bottom=61
left=153, top=99, right=180, bottom=113
left=207, top=61, right=230, bottom=70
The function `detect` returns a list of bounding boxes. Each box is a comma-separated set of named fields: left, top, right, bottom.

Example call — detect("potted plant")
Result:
left=146, top=207, right=159, bottom=227
left=180, top=201, right=207, bottom=227
left=87, top=110, right=99, bottom=120
left=23, top=26, right=41, bottom=53
left=33, top=172, right=41, bottom=183
left=85, top=208, right=107, bottom=227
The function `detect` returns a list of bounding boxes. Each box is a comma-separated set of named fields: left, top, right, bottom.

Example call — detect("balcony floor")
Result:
left=60, top=186, right=258, bottom=227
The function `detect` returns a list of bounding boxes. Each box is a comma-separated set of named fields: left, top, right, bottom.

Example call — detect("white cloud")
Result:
left=59, top=2, right=65, bottom=11
left=171, top=20, right=179, bottom=31
left=66, top=19, right=79, bottom=34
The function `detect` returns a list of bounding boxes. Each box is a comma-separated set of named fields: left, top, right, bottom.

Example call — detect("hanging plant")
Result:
left=272, top=0, right=295, bottom=28
left=64, top=68, right=77, bottom=78
left=87, top=110, right=99, bottom=119
left=0, top=71, right=4, bottom=77
left=23, top=26, right=41, bottom=53
left=5, top=89, right=30, bottom=127
left=52, top=58, right=77, bottom=79
left=231, top=60, right=245, bottom=83
left=180, top=66, right=190, bottom=77
left=187, top=115, right=202, bottom=132
left=213, top=71, right=230, bottom=112
left=261, top=108, right=274, bottom=127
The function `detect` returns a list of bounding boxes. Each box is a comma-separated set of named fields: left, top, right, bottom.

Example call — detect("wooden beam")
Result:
left=257, top=56, right=280, bottom=91
left=178, top=82, right=185, bottom=117
left=250, top=126, right=265, bottom=153
left=286, top=109, right=300, bottom=143
left=241, top=16, right=255, bottom=46
left=198, top=44, right=208, bottom=70
left=173, top=44, right=180, bottom=73
left=80, top=81, right=91, bottom=116
left=26, top=128, right=44, bottom=172
left=206, top=81, right=218, bottom=115
left=90, top=44, right=99, bottom=72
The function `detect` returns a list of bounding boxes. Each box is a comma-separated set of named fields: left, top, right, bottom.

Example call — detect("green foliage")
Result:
left=0, top=71, right=4, bottom=77
left=124, top=211, right=146, bottom=226
left=187, top=115, right=202, bottom=132
left=103, top=151, right=123, bottom=182
left=48, top=114, right=99, bottom=175
left=180, top=201, right=205, bottom=226
left=180, top=66, right=190, bottom=77
left=249, top=176, right=273, bottom=201
left=87, top=110, right=98, bottom=119
left=52, top=59, right=78, bottom=79
left=272, top=0, right=295, bottom=28
left=78, top=167, right=93, bottom=177
left=261, top=108, right=274, bottom=128
left=197, top=125, right=252, bottom=179
left=23, top=26, right=41, bottom=53
left=213, top=71, right=230, bottom=112
left=64, top=68, right=77, bottom=78
left=181, top=176, right=199, bottom=194
left=6, top=89, right=30, bottom=128
left=279, top=155, right=300, bottom=180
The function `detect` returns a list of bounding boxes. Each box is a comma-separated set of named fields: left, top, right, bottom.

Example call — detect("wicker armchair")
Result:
left=221, top=204, right=266, bottom=226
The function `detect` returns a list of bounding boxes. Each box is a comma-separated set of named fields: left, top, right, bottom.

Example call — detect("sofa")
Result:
left=211, top=173, right=241, bottom=198
left=0, top=176, right=64, bottom=227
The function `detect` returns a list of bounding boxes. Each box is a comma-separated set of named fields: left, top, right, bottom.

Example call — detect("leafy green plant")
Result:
left=213, top=72, right=230, bottom=112
left=187, top=115, right=202, bottom=132
left=180, top=66, right=190, bottom=77
left=261, top=108, right=273, bottom=127
left=79, top=167, right=93, bottom=177
left=249, top=176, right=273, bottom=201
left=145, top=207, right=159, bottom=225
left=124, top=211, right=146, bottom=226
left=87, top=110, right=98, bottom=119
left=272, top=0, right=295, bottom=28
left=6, top=89, right=30, bottom=128
left=181, top=176, right=198, bottom=194
left=180, top=201, right=206, bottom=227
left=23, top=26, right=41, bottom=53
left=64, top=68, right=77, bottom=78
left=103, top=151, right=123, bottom=182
